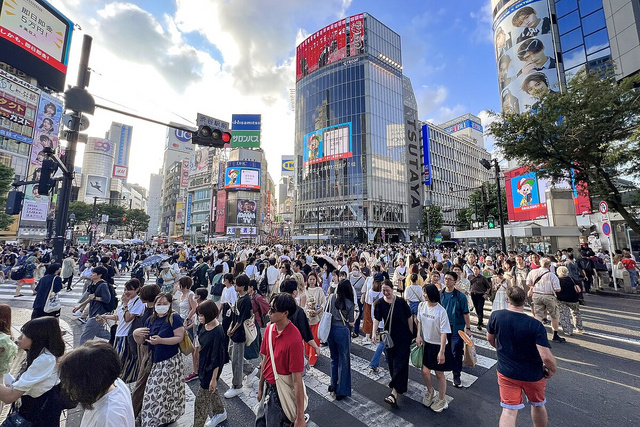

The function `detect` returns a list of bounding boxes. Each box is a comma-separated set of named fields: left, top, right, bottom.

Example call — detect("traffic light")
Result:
left=38, top=159, right=58, bottom=195
left=122, top=216, right=126, bottom=222
left=488, top=216, right=496, bottom=229
left=192, top=125, right=232, bottom=147
left=5, top=190, right=23, bottom=215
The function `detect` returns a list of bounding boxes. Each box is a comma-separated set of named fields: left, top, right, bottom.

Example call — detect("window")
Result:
left=561, top=28, right=584, bottom=52
left=555, top=0, right=578, bottom=18
left=563, top=45, right=586, bottom=69
left=558, top=10, right=580, bottom=35
left=578, top=0, right=601, bottom=17
left=581, top=8, right=606, bottom=36
left=584, top=28, right=609, bottom=55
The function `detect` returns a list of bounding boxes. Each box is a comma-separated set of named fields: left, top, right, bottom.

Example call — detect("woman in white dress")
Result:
left=491, top=268, right=509, bottom=312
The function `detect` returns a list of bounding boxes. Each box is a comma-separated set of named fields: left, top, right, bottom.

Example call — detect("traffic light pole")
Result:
left=493, top=159, right=507, bottom=254
left=52, top=35, right=92, bottom=264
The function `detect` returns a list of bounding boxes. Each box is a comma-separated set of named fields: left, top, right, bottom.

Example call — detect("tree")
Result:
left=97, top=204, right=126, bottom=228
left=468, top=182, right=508, bottom=227
left=122, top=209, right=150, bottom=239
left=489, top=69, right=640, bottom=236
left=68, top=201, right=93, bottom=235
left=455, top=208, right=472, bottom=231
left=421, top=204, right=443, bottom=244
left=0, top=164, right=15, bottom=230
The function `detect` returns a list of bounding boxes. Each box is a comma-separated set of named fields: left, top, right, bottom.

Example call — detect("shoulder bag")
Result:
left=43, top=277, right=62, bottom=313
left=168, top=313, right=193, bottom=355
left=243, top=313, right=258, bottom=346
left=378, top=297, right=395, bottom=349
left=267, top=324, right=308, bottom=423
left=1, top=404, right=31, bottom=427
left=317, top=294, right=334, bottom=343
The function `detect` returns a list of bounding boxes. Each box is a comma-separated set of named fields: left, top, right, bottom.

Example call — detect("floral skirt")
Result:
left=140, top=352, right=185, bottom=426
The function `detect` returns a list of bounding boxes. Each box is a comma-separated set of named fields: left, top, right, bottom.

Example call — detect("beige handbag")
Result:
left=267, top=324, right=308, bottom=422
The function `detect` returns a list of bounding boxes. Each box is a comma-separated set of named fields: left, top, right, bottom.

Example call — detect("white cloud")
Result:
left=470, top=1, right=493, bottom=44
left=477, top=109, right=499, bottom=153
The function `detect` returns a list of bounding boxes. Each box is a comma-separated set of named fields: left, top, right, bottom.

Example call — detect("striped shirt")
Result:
left=526, top=268, right=560, bottom=295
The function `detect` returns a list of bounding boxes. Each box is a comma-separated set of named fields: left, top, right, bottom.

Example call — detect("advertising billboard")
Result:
left=281, top=155, right=294, bottom=176
left=236, top=199, right=257, bottom=225
left=504, top=165, right=591, bottom=221
left=165, top=122, right=194, bottom=153
left=231, top=114, right=261, bottom=148
left=493, top=0, right=559, bottom=114
left=84, top=175, right=108, bottom=201
left=190, top=147, right=210, bottom=176
left=185, top=194, right=192, bottom=232
left=443, top=119, right=483, bottom=134
left=225, top=161, right=261, bottom=190
left=215, top=190, right=227, bottom=233
left=349, top=13, right=365, bottom=57
left=421, top=124, right=433, bottom=185
left=302, top=122, right=352, bottom=166
left=0, top=69, right=39, bottom=143
left=296, top=18, right=347, bottom=82
left=21, top=184, right=48, bottom=221
left=112, top=165, right=128, bottom=179
left=180, top=159, right=189, bottom=187
left=0, top=0, right=73, bottom=92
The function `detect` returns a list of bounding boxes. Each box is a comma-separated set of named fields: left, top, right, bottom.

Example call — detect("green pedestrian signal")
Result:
left=488, top=216, right=495, bottom=229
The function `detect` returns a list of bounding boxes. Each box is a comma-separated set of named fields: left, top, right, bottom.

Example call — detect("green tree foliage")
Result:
left=455, top=208, right=471, bottom=231
left=122, top=209, right=150, bottom=239
left=421, top=204, right=443, bottom=244
left=68, top=201, right=93, bottom=235
left=489, top=69, right=640, bottom=235
left=0, top=164, right=16, bottom=230
left=97, top=204, right=126, bottom=228
left=468, top=182, right=508, bottom=226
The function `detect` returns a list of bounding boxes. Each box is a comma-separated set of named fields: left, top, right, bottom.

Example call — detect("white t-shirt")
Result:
left=219, top=286, right=237, bottom=306
left=404, top=284, right=424, bottom=303
left=80, top=378, right=135, bottom=427
left=417, top=302, right=451, bottom=345
left=12, top=350, right=59, bottom=398
left=115, top=297, right=145, bottom=337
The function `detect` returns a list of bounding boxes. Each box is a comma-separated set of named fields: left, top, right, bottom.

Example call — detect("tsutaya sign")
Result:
left=403, top=76, right=422, bottom=234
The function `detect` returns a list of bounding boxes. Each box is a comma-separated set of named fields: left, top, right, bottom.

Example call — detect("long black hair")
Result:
left=21, top=317, right=65, bottom=367
left=335, top=279, right=354, bottom=310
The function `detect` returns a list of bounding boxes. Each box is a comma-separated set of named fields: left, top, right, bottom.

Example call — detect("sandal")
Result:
left=13, top=294, right=24, bottom=298
left=384, top=394, right=398, bottom=407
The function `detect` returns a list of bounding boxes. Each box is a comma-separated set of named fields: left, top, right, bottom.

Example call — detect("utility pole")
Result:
left=52, top=35, right=94, bottom=263
left=494, top=160, right=507, bottom=253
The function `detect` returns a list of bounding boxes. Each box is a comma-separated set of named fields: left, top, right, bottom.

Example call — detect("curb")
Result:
left=592, top=290, right=640, bottom=299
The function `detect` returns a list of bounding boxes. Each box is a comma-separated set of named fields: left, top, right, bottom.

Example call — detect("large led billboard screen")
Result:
left=225, top=161, right=261, bottom=191
left=302, top=122, right=352, bottom=166
left=295, top=13, right=364, bottom=82
left=504, top=165, right=591, bottom=222
left=0, top=0, right=73, bottom=92
left=493, top=0, right=559, bottom=114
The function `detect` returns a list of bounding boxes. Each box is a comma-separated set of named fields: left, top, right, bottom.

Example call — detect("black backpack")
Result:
left=131, top=262, right=145, bottom=283
left=101, top=281, right=119, bottom=313
left=211, top=273, right=224, bottom=297
left=258, top=274, right=269, bottom=295
left=10, top=265, right=26, bottom=281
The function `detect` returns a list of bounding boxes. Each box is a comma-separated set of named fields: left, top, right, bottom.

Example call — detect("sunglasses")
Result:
left=517, top=39, right=543, bottom=59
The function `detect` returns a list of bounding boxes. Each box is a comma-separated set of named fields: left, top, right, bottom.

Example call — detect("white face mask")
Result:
left=155, top=305, right=170, bottom=315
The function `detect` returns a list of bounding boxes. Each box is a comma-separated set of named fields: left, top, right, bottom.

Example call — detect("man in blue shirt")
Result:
left=487, top=286, right=557, bottom=427
left=77, top=266, right=112, bottom=344
left=440, top=271, right=471, bottom=388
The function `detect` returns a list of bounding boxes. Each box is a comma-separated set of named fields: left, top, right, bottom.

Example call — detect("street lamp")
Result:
left=480, top=158, right=507, bottom=253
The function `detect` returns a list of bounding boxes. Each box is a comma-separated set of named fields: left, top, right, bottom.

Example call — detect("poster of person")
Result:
left=20, top=184, right=49, bottom=222
left=29, top=132, right=59, bottom=167
left=493, top=0, right=559, bottom=113
left=190, top=147, right=210, bottom=176
left=36, top=92, right=63, bottom=137
left=84, top=175, right=108, bottom=201
left=236, top=199, right=257, bottom=224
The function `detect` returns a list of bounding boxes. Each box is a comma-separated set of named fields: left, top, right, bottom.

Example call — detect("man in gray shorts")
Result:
left=526, top=258, right=566, bottom=343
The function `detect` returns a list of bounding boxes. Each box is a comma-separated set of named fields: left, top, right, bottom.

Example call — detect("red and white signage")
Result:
left=112, top=164, right=128, bottom=179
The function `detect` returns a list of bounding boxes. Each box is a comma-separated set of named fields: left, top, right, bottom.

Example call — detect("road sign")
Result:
left=599, top=201, right=608, bottom=215
left=602, top=222, right=611, bottom=236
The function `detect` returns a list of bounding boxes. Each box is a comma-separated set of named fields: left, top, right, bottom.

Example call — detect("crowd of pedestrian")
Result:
left=0, top=240, right=635, bottom=427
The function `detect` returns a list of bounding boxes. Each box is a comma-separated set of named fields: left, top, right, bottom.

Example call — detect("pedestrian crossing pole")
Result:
left=52, top=35, right=94, bottom=263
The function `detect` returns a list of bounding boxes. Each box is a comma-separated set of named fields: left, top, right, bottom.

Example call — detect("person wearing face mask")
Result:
left=193, top=300, right=229, bottom=427
left=100, top=279, right=145, bottom=383
left=133, top=292, right=186, bottom=426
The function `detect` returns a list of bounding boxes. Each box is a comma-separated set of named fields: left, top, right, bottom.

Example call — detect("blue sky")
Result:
left=49, top=0, right=498, bottom=188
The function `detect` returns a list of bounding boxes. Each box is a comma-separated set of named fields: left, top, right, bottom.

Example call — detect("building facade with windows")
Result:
left=294, top=13, right=411, bottom=243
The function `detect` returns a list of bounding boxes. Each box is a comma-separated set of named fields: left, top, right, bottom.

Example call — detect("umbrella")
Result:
left=139, top=254, right=170, bottom=268
left=314, top=255, right=339, bottom=273
left=98, top=239, right=124, bottom=245
left=275, top=244, right=284, bottom=249
left=128, top=238, right=144, bottom=244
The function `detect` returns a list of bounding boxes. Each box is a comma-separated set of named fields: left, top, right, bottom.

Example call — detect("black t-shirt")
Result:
left=556, top=277, right=580, bottom=303
left=374, top=297, right=413, bottom=346
left=197, top=324, right=229, bottom=389
left=3, top=253, right=16, bottom=266
left=290, top=305, right=313, bottom=343
left=487, top=310, right=550, bottom=382
left=231, top=294, right=252, bottom=343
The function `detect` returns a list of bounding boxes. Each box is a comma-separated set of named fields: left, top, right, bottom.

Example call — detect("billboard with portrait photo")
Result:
left=296, top=18, right=347, bottom=82
left=236, top=199, right=257, bottom=225
left=493, top=0, right=560, bottom=114
left=190, top=147, right=210, bottom=176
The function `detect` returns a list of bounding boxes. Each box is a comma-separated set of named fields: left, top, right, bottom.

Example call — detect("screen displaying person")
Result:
left=501, top=90, right=520, bottom=114
left=512, top=6, right=551, bottom=43
left=516, top=38, right=556, bottom=76
left=521, top=72, right=556, bottom=97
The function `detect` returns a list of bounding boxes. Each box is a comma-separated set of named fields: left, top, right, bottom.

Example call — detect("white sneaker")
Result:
left=431, top=398, right=449, bottom=413
left=223, top=387, right=243, bottom=399
left=205, top=410, right=227, bottom=426
left=73, top=311, right=83, bottom=316
left=361, top=337, right=371, bottom=344
left=243, top=368, right=258, bottom=386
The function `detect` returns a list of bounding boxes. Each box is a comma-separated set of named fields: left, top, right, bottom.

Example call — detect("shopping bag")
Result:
left=458, top=329, right=476, bottom=368
left=410, top=340, right=423, bottom=369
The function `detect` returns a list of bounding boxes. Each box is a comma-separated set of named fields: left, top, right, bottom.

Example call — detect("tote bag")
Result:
left=317, top=295, right=334, bottom=343
left=43, top=277, right=62, bottom=313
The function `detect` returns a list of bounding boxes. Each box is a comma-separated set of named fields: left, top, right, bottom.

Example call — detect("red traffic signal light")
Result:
left=122, top=216, right=126, bottom=222
left=193, top=126, right=232, bottom=147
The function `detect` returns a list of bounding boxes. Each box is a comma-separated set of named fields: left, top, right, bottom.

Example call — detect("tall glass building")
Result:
left=294, top=13, right=411, bottom=243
